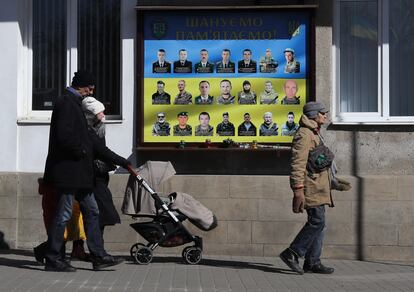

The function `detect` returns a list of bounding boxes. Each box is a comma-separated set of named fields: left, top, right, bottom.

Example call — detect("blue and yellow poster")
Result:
left=142, top=11, right=309, bottom=143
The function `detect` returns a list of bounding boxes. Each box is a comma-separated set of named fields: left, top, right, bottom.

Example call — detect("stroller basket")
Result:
left=130, top=219, right=193, bottom=247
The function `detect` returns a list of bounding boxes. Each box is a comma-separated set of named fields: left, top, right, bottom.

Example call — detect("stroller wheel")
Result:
left=134, top=246, right=153, bottom=265
left=184, top=247, right=202, bottom=265
left=182, top=246, right=191, bottom=259
left=130, top=243, right=146, bottom=258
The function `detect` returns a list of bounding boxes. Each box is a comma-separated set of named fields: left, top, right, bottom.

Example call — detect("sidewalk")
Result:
left=0, top=250, right=414, bottom=292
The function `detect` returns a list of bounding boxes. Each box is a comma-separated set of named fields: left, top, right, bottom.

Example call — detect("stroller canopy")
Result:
left=122, top=161, right=176, bottom=216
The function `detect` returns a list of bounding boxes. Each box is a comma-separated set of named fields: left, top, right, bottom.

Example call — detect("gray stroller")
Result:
left=123, top=161, right=217, bottom=265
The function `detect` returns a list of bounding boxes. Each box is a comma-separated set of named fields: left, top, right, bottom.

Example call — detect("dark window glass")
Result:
left=389, top=0, right=414, bottom=116
left=78, top=0, right=121, bottom=116
left=339, top=1, right=378, bottom=112
left=32, top=0, right=66, bottom=110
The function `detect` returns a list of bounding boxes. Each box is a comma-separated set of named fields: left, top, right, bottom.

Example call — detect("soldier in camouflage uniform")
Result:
left=281, top=112, right=299, bottom=136
left=217, top=79, right=235, bottom=105
left=195, top=111, right=213, bottom=136
left=237, top=80, right=257, bottom=104
left=259, top=48, right=278, bottom=73
left=281, top=80, right=301, bottom=105
left=173, top=111, right=192, bottom=136
left=173, top=80, right=192, bottom=105
left=152, top=112, right=170, bottom=136
left=260, top=81, right=278, bottom=104
left=152, top=80, right=171, bottom=105
left=284, top=48, right=300, bottom=74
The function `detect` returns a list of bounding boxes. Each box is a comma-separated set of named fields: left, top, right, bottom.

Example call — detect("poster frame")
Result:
left=135, top=6, right=316, bottom=154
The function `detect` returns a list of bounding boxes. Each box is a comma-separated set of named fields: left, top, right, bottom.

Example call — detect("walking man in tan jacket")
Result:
left=279, top=101, right=334, bottom=275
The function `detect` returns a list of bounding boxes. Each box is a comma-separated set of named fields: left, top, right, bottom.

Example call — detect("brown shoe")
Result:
left=70, top=240, right=90, bottom=262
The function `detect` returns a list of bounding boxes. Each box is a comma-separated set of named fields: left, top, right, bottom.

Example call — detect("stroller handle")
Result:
left=127, top=165, right=138, bottom=176
left=127, top=164, right=180, bottom=223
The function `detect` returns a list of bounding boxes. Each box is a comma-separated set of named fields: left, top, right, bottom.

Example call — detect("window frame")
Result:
left=333, top=0, right=414, bottom=124
left=20, top=0, right=122, bottom=123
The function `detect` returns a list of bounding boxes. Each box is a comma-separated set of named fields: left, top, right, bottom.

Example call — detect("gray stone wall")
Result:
left=2, top=172, right=414, bottom=262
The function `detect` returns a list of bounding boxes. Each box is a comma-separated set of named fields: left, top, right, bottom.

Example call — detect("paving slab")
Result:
left=0, top=250, right=414, bottom=291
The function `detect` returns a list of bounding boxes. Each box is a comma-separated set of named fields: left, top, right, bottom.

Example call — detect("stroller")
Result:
left=123, top=161, right=217, bottom=265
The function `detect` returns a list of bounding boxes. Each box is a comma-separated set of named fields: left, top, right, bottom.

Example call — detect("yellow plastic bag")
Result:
left=64, top=201, right=86, bottom=241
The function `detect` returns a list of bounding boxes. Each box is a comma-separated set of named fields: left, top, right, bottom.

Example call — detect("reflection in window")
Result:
left=339, top=1, right=378, bottom=112
left=389, top=0, right=414, bottom=116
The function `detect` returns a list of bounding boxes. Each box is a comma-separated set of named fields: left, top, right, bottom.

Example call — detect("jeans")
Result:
left=45, top=189, right=107, bottom=262
left=290, top=205, right=326, bottom=266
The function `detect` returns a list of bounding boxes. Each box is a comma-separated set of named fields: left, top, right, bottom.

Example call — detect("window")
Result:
left=31, top=0, right=121, bottom=117
left=334, top=0, right=414, bottom=123
left=32, top=0, right=67, bottom=111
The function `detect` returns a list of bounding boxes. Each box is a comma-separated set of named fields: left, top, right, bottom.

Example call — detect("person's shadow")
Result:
left=0, top=248, right=44, bottom=271
left=0, top=249, right=121, bottom=272
left=127, top=256, right=296, bottom=274
left=0, top=232, right=10, bottom=250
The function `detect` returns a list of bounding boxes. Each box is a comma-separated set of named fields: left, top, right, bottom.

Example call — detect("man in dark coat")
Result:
left=42, top=71, right=130, bottom=272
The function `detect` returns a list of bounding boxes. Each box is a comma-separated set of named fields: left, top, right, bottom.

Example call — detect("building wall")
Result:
left=0, top=1, right=20, bottom=172
left=0, top=0, right=137, bottom=173
left=2, top=172, right=414, bottom=262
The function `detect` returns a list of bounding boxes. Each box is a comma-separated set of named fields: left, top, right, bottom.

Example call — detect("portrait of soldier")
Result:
left=259, top=112, right=279, bottom=136
left=173, top=111, right=192, bottom=136
left=152, top=112, right=170, bottom=136
left=152, top=49, right=171, bottom=74
left=281, top=80, right=300, bottom=105
left=152, top=80, right=171, bottom=105
left=173, top=49, right=192, bottom=73
left=194, top=49, right=214, bottom=73
left=260, top=80, right=278, bottom=104
left=238, top=112, right=257, bottom=136
left=238, top=49, right=257, bottom=73
left=281, top=111, right=299, bottom=136
left=284, top=48, right=300, bottom=73
left=173, top=80, right=192, bottom=105
left=237, top=80, right=257, bottom=105
left=195, top=111, right=214, bottom=136
left=216, top=112, right=235, bottom=136
left=194, top=80, right=214, bottom=105
left=216, top=49, right=235, bottom=73
left=217, top=79, right=235, bottom=105
left=260, top=48, right=278, bottom=73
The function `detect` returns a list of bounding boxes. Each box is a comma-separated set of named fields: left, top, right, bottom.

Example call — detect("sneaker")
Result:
left=45, top=260, right=77, bottom=272
left=91, top=255, right=124, bottom=271
left=303, top=262, right=334, bottom=274
left=279, top=248, right=304, bottom=275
